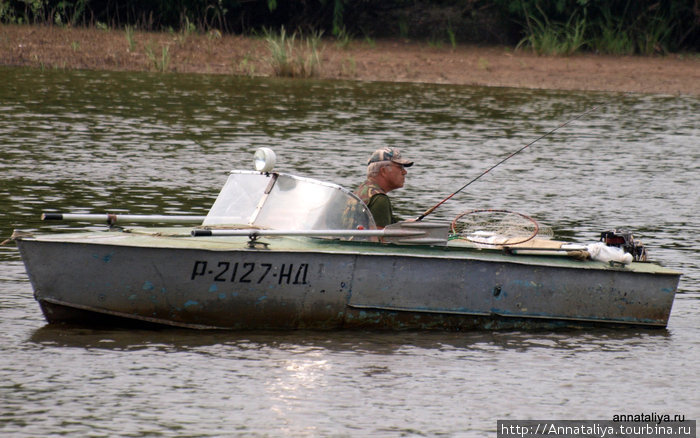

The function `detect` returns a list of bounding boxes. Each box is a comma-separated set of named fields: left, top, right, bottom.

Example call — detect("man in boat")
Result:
left=354, top=147, right=414, bottom=228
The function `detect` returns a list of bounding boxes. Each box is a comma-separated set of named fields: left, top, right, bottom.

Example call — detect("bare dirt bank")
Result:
left=2, top=24, right=699, bottom=96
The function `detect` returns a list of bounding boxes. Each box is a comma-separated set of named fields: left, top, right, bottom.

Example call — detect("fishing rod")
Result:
left=416, top=106, right=599, bottom=221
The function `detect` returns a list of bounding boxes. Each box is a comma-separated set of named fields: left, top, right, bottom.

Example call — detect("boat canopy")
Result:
left=203, top=171, right=376, bottom=232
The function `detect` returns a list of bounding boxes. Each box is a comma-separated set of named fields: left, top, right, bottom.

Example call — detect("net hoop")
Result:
left=450, top=209, right=543, bottom=246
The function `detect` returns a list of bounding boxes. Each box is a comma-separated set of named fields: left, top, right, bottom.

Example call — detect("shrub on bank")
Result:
left=0, top=0, right=697, bottom=54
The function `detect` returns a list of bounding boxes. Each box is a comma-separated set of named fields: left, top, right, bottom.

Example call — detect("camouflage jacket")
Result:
left=354, top=179, right=398, bottom=228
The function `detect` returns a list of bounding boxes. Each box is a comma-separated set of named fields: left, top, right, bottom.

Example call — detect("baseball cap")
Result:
left=367, top=147, right=414, bottom=167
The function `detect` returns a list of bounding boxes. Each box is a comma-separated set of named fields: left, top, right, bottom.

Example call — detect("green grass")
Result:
left=125, top=25, right=136, bottom=52
left=334, top=26, right=353, bottom=49
left=591, top=27, right=635, bottom=55
left=144, top=41, right=171, bottom=72
left=398, top=16, right=409, bottom=39
left=517, top=6, right=587, bottom=56
left=177, top=17, right=197, bottom=46
left=263, top=27, right=323, bottom=78
left=427, top=35, right=443, bottom=48
left=235, top=52, right=256, bottom=77
left=635, top=14, right=674, bottom=55
left=519, top=3, right=677, bottom=56
left=342, top=56, right=357, bottom=76
left=446, top=25, right=457, bottom=49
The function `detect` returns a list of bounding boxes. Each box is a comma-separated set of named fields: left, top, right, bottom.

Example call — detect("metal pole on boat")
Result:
left=192, top=229, right=391, bottom=237
left=416, top=106, right=599, bottom=221
left=42, top=213, right=206, bottom=224
left=191, top=221, right=450, bottom=245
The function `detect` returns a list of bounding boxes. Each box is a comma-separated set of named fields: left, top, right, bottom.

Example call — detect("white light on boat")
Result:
left=254, top=147, right=276, bottom=173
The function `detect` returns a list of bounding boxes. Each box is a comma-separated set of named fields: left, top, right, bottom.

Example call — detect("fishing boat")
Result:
left=13, top=149, right=681, bottom=330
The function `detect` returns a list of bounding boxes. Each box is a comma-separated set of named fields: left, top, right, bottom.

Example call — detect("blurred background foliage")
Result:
left=1, top=0, right=698, bottom=54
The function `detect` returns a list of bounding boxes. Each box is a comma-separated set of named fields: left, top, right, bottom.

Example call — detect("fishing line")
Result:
left=416, top=106, right=600, bottom=221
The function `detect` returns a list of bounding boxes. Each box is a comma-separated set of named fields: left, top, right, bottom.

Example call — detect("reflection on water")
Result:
left=27, top=325, right=671, bottom=353
left=1, top=66, right=698, bottom=436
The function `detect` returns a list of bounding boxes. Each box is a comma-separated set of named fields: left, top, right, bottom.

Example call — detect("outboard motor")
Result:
left=600, top=229, right=647, bottom=261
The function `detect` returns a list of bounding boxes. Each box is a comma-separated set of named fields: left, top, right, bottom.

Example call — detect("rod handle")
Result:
left=41, top=213, right=63, bottom=221
left=191, top=230, right=212, bottom=237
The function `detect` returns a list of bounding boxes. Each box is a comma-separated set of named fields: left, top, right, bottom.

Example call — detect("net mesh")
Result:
left=450, top=209, right=553, bottom=246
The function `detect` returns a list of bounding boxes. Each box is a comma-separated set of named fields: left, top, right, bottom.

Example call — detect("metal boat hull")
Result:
left=15, top=230, right=681, bottom=329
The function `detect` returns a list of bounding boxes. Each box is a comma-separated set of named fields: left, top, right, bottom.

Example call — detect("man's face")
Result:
left=383, top=162, right=407, bottom=191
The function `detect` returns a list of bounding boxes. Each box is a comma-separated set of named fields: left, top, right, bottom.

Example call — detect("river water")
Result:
left=1, top=66, right=698, bottom=436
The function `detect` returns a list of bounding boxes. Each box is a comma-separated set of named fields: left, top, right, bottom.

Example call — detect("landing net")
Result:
left=450, top=209, right=553, bottom=246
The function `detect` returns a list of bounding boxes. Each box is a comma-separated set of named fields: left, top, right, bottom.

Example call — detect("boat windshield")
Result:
left=203, top=171, right=376, bottom=233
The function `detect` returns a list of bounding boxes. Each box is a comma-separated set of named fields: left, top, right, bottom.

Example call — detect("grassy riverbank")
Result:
left=2, top=24, right=699, bottom=96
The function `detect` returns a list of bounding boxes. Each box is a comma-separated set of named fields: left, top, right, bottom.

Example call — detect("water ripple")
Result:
left=1, top=66, right=698, bottom=436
